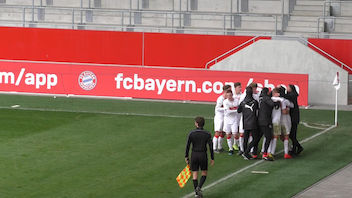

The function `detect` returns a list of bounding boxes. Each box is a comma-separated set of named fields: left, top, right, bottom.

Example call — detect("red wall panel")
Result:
left=0, top=26, right=143, bottom=65
left=144, top=33, right=254, bottom=68
left=308, top=38, right=352, bottom=74
left=0, top=27, right=257, bottom=68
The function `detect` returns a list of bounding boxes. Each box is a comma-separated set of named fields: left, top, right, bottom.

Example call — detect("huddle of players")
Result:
left=213, top=82, right=303, bottom=161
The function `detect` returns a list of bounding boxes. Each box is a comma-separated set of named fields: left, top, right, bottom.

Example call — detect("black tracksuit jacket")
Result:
left=238, top=98, right=259, bottom=130
left=258, top=95, right=275, bottom=126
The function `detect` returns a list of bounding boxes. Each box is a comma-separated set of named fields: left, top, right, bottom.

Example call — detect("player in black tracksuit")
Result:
left=237, top=86, right=259, bottom=160
left=185, top=117, right=214, bottom=197
left=283, top=84, right=303, bottom=155
left=258, top=88, right=279, bottom=160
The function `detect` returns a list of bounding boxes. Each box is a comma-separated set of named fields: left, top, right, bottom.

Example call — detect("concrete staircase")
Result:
left=285, top=0, right=327, bottom=37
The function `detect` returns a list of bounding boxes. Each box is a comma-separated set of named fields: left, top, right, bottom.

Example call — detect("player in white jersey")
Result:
left=279, top=86, right=294, bottom=159
left=270, top=88, right=293, bottom=159
left=213, top=85, right=232, bottom=153
left=223, top=89, right=241, bottom=155
left=238, top=83, right=259, bottom=157
left=232, top=82, right=242, bottom=152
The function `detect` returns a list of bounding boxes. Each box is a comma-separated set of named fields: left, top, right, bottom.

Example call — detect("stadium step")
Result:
left=296, top=0, right=325, bottom=6
left=334, top=23, right=352, bottom=33
left=291, top=10, right=324, bottom=16
left=289, top=16, right=320, bottom=22
left=288, top=20, right=322, bottom=28
left=285, top=0, right=325, bottom=35
left=286, top=26, right=321, bottom=33
left=294, top=5, right=325, bottom=11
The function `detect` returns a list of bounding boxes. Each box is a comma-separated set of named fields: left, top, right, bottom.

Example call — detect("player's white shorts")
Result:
left=281, top=122, right=291, bottom=135
left=214, top=116, right=224, bottom=132
left=223, top=115, right=241, bottom=134
left=223, top=122, right=239, bottom=134
left=281, top=115, right=291, bottom=135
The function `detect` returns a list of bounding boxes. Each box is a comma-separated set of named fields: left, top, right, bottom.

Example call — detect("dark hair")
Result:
left=226, top=89, right=233, bottom=94
left=195, top=117, right=205, bottom=128
left=234, top=82, right=241, bottom=88
left=223, top=85, right=232, bottom=91
left=289, top=84, right=299, bottom=96
left=272, top=88, right=280, bottom=94
left=250, top=83, right=258, bottom=88
left=245, top=86, right=253, bottom=95
left=260, top=87, right=269, bottom=97
left=278, top=86, right=286, bottom=96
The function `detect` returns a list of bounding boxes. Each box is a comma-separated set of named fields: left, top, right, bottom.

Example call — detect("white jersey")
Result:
left=271, top=97, right=284, bottom=125
left=214, top=95, right=225, bottom=118
left=281, top=98, right=294, bottom=133
left=223, top=99, right=238, bottom=124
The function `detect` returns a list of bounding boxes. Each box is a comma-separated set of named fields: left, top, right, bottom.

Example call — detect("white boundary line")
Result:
left=182, top=124, right=336, bottom=198
left=301, top=122, right=327, bottom=130
left=0, top=106, right=214, bottom=120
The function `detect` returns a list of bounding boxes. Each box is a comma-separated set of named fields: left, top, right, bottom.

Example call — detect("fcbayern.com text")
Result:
left=114, top=73, right=299, bottom=95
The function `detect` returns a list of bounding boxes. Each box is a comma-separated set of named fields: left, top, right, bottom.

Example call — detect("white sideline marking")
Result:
left=0, top=106, right=213, bottom=120
left=182, top=124, right=336, bottom=198
left=301, top=122, right=327, bottom=130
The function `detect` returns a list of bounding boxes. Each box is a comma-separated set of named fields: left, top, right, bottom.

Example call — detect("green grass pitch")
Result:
left=0, top=94, right=351, bottom=198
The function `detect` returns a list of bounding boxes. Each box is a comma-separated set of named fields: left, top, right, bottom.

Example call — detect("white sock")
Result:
left=218, top=136, right=223, bottom=150
left=268, top=139, right=272, bottom=154
left=213, top=136, right=218, bottom=150
left=227, top=137, right=233, bottom=151
left=284, top=139, right=289, bottom=154
left=249, top=135, right=254, bottom=153
left=234, top=137, right=239, bottom=147
left=261, top=137, right=266, bottom=153
left=239, top=135, right=244, bottom=152
left=271, top=138, right=277, bottom=155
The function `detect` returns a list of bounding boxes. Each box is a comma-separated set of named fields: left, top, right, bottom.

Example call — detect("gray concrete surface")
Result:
left=211, top=39, right=350, bottom=105
left=293, top=162, right=352, bottom=198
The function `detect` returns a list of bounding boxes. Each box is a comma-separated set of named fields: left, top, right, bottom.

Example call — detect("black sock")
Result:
left=198, top=176, right=207, bottom=188
left=193, top=179, right=198, bottom=190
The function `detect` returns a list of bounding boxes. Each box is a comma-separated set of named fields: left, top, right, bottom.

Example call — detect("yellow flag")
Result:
left=176, top=164, right=191, bottom=188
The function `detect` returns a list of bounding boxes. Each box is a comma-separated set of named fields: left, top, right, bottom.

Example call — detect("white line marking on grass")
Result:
left=182, top=124, right=336, bottom=198
left=0, top=106, right=214, bottom=120
left=301, top=122, right=328, bottom=130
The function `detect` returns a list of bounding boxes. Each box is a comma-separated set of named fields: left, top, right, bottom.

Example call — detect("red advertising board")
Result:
left=0, top=60, right=308, bottom=105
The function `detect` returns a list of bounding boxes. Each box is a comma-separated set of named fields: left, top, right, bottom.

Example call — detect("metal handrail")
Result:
left=297, top=37, right=352, bottom=72
left=204, top=35, right=262, bottom=69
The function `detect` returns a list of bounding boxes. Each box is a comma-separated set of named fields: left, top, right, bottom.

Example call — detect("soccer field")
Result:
left=0, top=94, right=351, bottom=198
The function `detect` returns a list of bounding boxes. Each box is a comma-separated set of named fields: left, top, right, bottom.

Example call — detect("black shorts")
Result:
left=191, top=152, right=208, bottom=171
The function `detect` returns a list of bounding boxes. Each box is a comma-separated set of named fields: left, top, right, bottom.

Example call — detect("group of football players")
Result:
left=213, top=82, right=303, bottom=161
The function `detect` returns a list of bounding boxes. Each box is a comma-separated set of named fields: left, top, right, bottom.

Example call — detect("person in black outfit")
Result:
left=237, top=86, right=259, bottom=160
left=258, top=87, right=279, bottom=161
left=185, top=117, right=214, bottom=198
left=283, top=85, right=304, bottom=155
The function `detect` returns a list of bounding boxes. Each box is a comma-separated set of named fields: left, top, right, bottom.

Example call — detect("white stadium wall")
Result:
left=210, top=39, right=349, bottom=105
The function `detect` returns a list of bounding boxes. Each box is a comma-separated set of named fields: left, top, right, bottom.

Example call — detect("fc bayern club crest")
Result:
left=78, top=71, right=97, bottom=90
